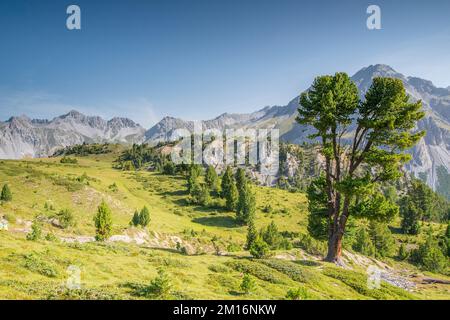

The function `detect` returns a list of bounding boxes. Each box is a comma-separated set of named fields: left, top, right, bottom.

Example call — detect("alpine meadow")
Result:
left=0, top=0, right=450, bottom=302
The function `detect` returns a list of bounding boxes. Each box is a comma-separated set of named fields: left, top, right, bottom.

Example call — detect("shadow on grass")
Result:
left=149, top=247, right=182, bottom=255
left=228, top=290, right=244, bottom=296
left=192, top=215, right=240, bottom=228
left=120, top=282, right=150, bottom=297
left=389, top=226, right=403, bottom=235
left=159, top=189, right=187, bottom=197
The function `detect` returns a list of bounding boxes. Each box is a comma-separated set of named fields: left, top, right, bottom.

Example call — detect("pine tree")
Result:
left=400, top=200, right=421, bottom=235
left=190, top=183, right=211, bottom=206
left=240, top=273, right=256, bottom=294
left=187, top=164, right=202, bottom=194
left=245, top=219, right=258, bottom=250
left=221, top=166, right=238, bottom=211
left=148, top=268, right=172, bottom=298
left=249, top=237, right=270, bottom=259
left=93, top=200, right=113, bottom=241
left=1, top=184, right=12, bottom=202
left=205, top=165, right=219, bottom=193
left=226, top=182, right=238, bottom=212
left=139, top=206, right=151, bottom=227
left=353, top=227, right=375, bottom=256
left=261, top=221, right=282, bottom=249
left=235, top=168, right=247, bottom=193
left=412, top=229, right=448, bottom=272
left=298, top=74, right=424, bottom=262
left=221, top=166, right=233, bottom=198
left=131, top=210, right=140, bottom=226
left=398, top=243, right=409, bottom=260
left=236, top=183, right=255, bottom=225
left=369, top=221, right=395, bottom=258
left=26, top=221, right=42, bottom=241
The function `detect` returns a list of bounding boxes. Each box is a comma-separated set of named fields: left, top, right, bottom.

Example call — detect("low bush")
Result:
left=226, top=260, right=284, bottom=284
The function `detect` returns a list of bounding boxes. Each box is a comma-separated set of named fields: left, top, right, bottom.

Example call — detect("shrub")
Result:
left=56, top=209, right=76, bottom=229
left=26, top=221, right=42, bottom=241
left=286, top=287, right=309, bottom=300
left=176, top=242, right=188, bottom=255
left=0, top=184, right=12, bottom=202
left=45, top=233, right=59, bottom=242
left=23, top=253, right=58, bottom=278
left=226, top=260, right=283, bottom=284
left=226, top=243, right=242, bottom=253
left=60, top=156, right=78, bottom=164
left=93, top=201, right=113, bottom=241
left=240, top=273, right=256, bottom=294
left=259, top=259, right=315, bottom=283
left=295, top=233, right=327, bottom=256
left=162, top=161, right=176, bottom=175
left=279, top=238, right=293, bottom=250
left=108, top=183, right=119, bottom=192
left=208, top=264, right=231, bottom=273
left=262, top=204, right=273, bottom=214
left=146, top=268, right=172, bottom=298
left=249, top=237, right=270, bottom=259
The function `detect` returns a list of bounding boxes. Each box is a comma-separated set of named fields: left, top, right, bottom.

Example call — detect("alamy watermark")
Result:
left=66, top=5, right=81, bottom=30
left=169, top=123, right=280, bottom=177
left=367, top=265, right=382, bottom=289
left=367, top=5, right=381, bottom=30
left=66, top=265, right=82, bottom=290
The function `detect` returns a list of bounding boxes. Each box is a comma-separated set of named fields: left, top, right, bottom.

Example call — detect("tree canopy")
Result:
left=298, top=73, right=425, bottom=262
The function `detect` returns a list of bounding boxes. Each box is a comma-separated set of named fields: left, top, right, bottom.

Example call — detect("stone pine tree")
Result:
left=131, top=210, right=140, bottom=227
left=93, top=200, right=113, bottom=241
left=139, top=206, right=151, bottom=227
left=187, top=164, right=202, bottom=194
left=221, top=166, right=238, bottom=211
left=236, top=183, right=256, bottom=225
left=400, top=179, right=435, bottom=234
left=205, top=165, right=219, bottom=193
left=298, top=74, right=425, bottom=263
left=1, top=184, right=12, bottom=202
left=235, top=168, right=247, bottom=193
left=245, top=219, right=258, bottom=250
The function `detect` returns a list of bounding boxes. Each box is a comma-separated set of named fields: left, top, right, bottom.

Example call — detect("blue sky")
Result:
left=0, top=0, right=449, bottom=127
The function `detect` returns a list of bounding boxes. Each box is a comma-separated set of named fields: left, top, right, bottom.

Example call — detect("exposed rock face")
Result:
left=0, top=110, right=145, bottom=159
left=145, top=65, right=450, bottom=194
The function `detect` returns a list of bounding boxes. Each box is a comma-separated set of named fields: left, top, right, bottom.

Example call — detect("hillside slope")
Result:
left=0, top=154, right=449, bottom=300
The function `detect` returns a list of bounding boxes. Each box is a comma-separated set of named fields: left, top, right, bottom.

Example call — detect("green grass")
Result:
left=0, top=154, right=448, bottom=300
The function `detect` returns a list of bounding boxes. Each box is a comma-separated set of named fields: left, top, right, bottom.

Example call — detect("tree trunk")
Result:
left=325, top=230, right=343, bottom=263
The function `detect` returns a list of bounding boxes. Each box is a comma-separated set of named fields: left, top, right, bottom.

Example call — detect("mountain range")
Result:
left=1, top=64, right=449, bottom=196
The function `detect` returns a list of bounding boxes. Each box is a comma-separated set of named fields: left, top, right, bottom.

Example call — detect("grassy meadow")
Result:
left=0, top=149, right=449, bottom=300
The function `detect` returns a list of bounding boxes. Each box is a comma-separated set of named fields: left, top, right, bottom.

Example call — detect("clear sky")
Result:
left=0, top=0, right=449, bottom=127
